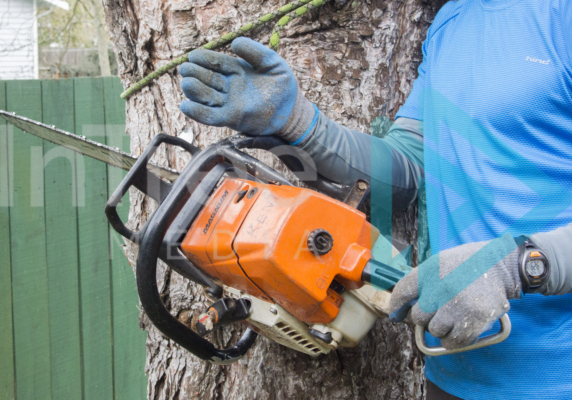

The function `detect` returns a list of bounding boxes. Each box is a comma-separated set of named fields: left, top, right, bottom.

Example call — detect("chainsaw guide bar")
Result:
left=0, top=110, right=180, bottom=182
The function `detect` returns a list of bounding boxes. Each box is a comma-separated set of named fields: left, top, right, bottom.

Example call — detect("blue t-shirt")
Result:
left=396, top=0, right=572, bottom=399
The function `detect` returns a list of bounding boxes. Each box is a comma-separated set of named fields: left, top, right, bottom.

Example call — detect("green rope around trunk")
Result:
left=269, top=0, right=329, bottom=51
left=120, top=0, right=328, bottom=99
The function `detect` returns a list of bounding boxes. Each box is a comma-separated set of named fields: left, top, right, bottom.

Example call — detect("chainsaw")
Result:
left=105, top=133, right=512, bottom=364
left=0, top=111, right=511, bottom=365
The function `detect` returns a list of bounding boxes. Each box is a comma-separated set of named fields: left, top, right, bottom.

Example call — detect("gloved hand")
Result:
left=179, top=37, right=316, bottom=140
left=388, top=233, right=523, bottom=350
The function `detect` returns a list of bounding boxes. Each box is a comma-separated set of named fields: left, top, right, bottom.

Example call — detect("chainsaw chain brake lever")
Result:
left=105, top=134, right=222, bottom=296
left=105, top=133, right=195, bottom=243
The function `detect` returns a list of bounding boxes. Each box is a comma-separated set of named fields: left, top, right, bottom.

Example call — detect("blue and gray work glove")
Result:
left=179, top=37, right=316, bottom=141
left=388, top=233, right=523, bottom=350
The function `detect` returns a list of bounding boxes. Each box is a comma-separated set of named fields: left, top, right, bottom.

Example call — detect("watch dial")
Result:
left=526, top=259, right=545, bottom=277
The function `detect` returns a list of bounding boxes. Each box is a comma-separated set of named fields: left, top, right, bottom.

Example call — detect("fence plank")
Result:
left=2, top=77, right=151, bottom=399
left=74, top=77, right=114, bottom=400
left=103, top=76, right=148, bottom=399
left=41, top=79, right=83, bottom=400
left=6, top=80, right=52, bottom=399
left=0, top=81, right=15, bottom=400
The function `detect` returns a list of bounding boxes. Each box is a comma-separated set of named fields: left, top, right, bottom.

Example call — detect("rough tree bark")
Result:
left=102, top=0, right=446, bottom=398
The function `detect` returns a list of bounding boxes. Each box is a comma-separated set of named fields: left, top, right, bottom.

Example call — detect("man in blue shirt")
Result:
left=177, top=0, right=572, bottom=398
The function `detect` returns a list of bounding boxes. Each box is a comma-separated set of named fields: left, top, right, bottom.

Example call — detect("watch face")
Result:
left=525, top=259, right=546, bottom=277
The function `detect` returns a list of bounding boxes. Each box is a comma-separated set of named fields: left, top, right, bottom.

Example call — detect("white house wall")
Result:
left=0, top=0, right=38, bottom=79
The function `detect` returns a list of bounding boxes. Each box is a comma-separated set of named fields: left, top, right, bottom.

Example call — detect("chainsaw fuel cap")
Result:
left=307, top=229, right=334, bottom=256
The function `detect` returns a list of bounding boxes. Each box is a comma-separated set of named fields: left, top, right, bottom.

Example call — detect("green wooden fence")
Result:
left=0, top=77, right=147, bottom=400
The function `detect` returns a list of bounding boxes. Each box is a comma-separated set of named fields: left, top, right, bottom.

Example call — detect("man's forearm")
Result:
left=296, top=113, right=424, bottom=210
left=530, top=223, right=572, bottom=295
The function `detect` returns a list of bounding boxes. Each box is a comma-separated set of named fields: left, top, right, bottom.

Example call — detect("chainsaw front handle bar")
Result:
left=110, top=133, right=352, bottom=363
left=415, top=314, right=512, bottom=356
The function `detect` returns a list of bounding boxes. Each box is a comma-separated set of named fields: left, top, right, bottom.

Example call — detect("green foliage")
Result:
left=37, top=0, right=95, bottom=49
left=37, top=0, right=116, bottom=78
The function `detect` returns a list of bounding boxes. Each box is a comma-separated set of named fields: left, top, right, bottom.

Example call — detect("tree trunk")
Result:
left=102, top=0, right=445, bottom=398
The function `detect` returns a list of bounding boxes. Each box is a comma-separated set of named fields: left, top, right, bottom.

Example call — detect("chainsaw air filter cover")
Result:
left=181, top=177, right=378, bottom=325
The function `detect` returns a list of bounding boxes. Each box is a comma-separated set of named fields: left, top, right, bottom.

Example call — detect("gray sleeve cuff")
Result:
left=275, top=88, right=317, bottom=144
left=529, top=223, right=572, bottom=295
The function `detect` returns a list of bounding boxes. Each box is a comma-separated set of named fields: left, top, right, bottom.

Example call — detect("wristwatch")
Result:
left=517, top=238, right=550, bottom=294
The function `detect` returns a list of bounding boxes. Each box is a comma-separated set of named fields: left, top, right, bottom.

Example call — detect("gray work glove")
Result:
left=388, top=233, right=523, bottom=350
left=179, top=37, right=316, bottom=141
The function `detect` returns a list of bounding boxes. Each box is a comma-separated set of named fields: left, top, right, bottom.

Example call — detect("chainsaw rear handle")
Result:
left=362, top=259, right=512, bottom=356
left=415, top=314, right=512, bottom=356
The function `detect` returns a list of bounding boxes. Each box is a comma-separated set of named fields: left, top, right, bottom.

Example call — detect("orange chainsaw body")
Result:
left=180, top=177, right=378, bottom=324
